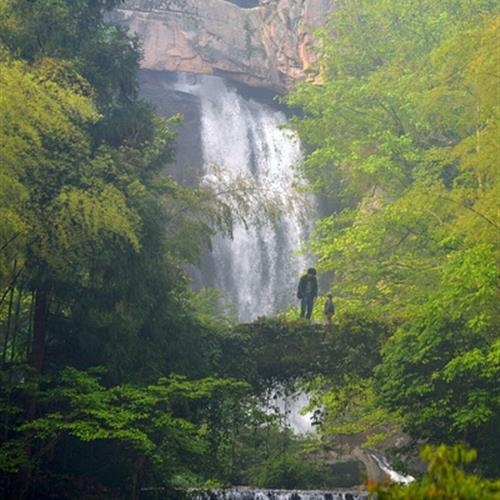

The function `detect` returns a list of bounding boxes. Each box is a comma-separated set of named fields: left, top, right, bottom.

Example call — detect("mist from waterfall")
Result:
left=170, top=73, right=312, bottom=322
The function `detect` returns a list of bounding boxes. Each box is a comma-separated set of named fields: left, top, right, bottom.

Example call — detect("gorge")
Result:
left=119, top=0, right=412, bottom=495
left=1, top=0, right=498, bottom=497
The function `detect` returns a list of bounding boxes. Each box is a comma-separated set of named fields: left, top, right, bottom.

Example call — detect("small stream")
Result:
left=190, top=487, right=368, bottom=499
left=368, top=453, right=414, bottom=484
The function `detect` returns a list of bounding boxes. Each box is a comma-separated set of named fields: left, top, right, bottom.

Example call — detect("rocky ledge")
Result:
left=109, top=0, right=332, bottom=91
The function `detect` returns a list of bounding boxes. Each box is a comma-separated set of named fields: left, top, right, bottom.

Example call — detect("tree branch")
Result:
left=0, top=233, right=21, bottom=253
left=436, top=194, right=499, bottom=231
left=0, top=264, right=26, bottom=309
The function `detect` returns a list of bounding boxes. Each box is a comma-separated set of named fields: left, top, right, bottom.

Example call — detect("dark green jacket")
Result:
left=297, top=274, right=318, bottom=299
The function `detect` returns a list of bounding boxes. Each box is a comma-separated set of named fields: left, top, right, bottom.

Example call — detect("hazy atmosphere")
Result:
left=0, top=0, right=498, bottom=498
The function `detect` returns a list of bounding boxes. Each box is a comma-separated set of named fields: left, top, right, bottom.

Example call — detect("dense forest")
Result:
left=286, top=0, right=500, bottom=477
left=0, top=0, right=498, bottom=498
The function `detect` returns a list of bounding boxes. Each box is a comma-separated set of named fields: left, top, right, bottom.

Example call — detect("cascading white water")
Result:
left=191, top=489, right=368, bottom=499
left=369, top=453, right=415, bottom=484
left=145, top=71, right=412, bottom=498
left=267, top=387, right=315, bottom=434
left=170, top=74, right=312, bottom=321
left=165, top=72, right=317, bottom=434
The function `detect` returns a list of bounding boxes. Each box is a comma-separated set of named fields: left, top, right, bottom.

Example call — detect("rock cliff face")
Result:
left=110, top=0, right=332, bottom=91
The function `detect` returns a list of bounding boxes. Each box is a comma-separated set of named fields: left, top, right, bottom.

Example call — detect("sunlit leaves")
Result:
left=288, top=3, right=499, bottom=314
left=372, top=444, right=500, bottom=498
left=1, top=367, right=250, bottom=478
left=287, top=0, right=499, bottom=472
left=0, top=55, right=150, bottom=293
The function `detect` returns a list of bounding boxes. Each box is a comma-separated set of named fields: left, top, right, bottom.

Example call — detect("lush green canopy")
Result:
left=0, top=0, right=499, bottom=495
left=287, top=0, right=499, bottom=475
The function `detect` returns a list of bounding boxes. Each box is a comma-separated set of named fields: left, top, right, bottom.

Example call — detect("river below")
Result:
left=189, top=487, right=368, bottom=499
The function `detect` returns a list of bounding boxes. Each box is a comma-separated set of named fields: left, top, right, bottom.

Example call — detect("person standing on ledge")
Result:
left=324, top=294, right=335, bottom=327
left=297, top=268, right=318, bottom=320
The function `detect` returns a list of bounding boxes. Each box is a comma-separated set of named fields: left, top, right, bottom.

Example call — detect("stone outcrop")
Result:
left=110, top=0, right=332, bottom=91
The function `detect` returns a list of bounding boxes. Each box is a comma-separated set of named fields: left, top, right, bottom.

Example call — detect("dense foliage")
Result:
left=0, top=0, right=277, bottom=497
left=0, top=367, right=250, bottom=498
left=1, top=0, right=498, bottom=496
left=371, top=445, right=500, bottom=499
left=287, top=0, right=499, bottom=477
left=0, top=0, right=349, bottom=496
left=218, top=315, right=389, bottom=386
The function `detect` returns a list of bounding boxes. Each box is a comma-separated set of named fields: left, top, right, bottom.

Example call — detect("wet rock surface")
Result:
left=110, top=0, right=332, bottom=91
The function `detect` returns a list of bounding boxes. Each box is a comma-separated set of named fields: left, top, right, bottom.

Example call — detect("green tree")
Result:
left=0, top=367, right=249, bottom=498
left=371, top=445, right=500, bottom=499
left=287, top=1, right=498, bottom=314
left=286, top=0, right=499, bottom=474
left=0, top=0, right=261, bottom=495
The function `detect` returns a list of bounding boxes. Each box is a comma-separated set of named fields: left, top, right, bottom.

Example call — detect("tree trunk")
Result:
left=30, top=289, right=48, bottom=373
left=25, top=291, right=34, bottom=361
left=130, top=455, right=146, bottom=500
left=9, top=287, right=23, bottom=363
left=2, top=285, right=15, bottom=365
left=14, top=289, right=50, bottom=499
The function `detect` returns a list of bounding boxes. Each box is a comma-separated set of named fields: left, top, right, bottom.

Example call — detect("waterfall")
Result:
left=368, top=453, right=415, bottom=484
left=137, top=71, right=414, bottom=498
left=267, top=387, right=315, bottom=434
left=169, top=73, right=312, bottom=322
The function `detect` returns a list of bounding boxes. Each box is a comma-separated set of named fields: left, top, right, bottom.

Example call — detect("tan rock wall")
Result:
left=110, top=0, right=332, bottom=91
